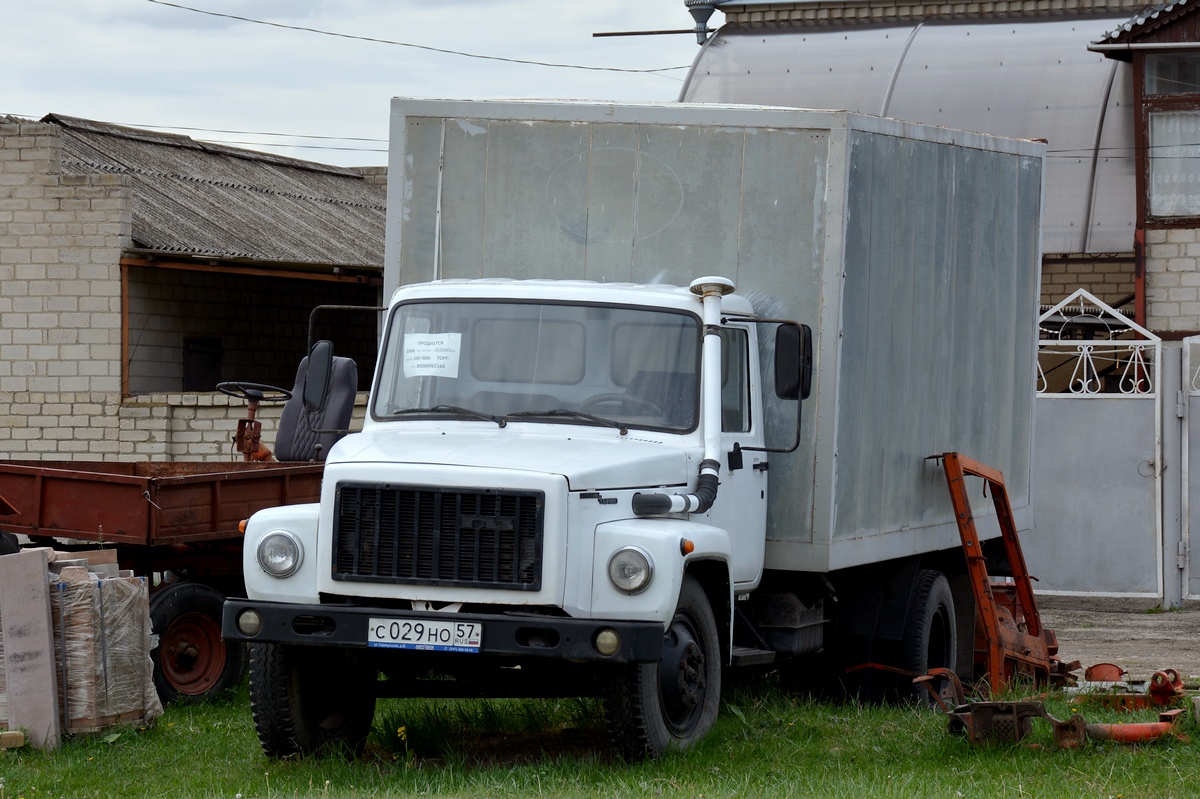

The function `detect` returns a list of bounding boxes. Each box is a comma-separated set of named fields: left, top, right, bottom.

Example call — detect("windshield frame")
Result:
left=370, top=296, right=703, bottom=434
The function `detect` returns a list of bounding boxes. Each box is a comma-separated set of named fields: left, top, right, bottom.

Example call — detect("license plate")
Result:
left=367, top=617, right=482, bottom=653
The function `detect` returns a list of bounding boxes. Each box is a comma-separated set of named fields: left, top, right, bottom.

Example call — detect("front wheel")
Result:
left=248, top=642, right=377, bottom=758
left=604, top=576, right=721, bottom=761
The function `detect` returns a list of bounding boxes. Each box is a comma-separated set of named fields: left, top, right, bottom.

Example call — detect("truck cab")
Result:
left=224, top=276, right=809, bottom=760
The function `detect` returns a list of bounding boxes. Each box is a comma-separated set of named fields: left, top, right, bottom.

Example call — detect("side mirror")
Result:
left=303, top=339, right=335, bottom=413
left=774, top=323, right=813, bottom=401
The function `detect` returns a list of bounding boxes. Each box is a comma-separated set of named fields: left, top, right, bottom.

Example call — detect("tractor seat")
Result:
left=274, top=355, right=358, bottom=462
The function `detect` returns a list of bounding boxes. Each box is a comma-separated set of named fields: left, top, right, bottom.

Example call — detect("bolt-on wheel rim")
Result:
left=160, top=610, right=227, bottom=695
left=659, top=611, right=708, bottom=733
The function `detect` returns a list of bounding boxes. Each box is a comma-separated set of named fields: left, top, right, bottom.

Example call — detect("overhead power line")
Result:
left=200, top=138, right=386, bottom=153
left=135, top=123, right=385, bottom=143
left=145, top=0, right=691, bottom=74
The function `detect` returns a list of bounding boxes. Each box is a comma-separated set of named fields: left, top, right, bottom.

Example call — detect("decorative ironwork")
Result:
left=1038, top=289, right=1160, bottom=396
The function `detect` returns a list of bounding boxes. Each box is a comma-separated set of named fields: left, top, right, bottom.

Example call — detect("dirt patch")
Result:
left=1036, top=595, right=1200, bottom=681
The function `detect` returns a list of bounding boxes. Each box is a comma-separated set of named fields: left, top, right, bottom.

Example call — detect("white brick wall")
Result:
left=1146, top=228, right=1200, bottom=331
left=1041, top=257, right=1135, bottom=308
left=119, top=392, right=368, bottom=461
left=0, top=390, right=366, bottom=462
left=0, top=122, right=126, bottom=397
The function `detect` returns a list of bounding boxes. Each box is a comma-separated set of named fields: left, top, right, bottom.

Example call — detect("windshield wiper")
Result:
left=390, top=405, right=507, bottom=428
left=507, top=408, right=627, bottom=435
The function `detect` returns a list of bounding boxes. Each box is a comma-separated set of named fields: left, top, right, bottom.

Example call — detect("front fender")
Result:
left=242, top=503, right=321, bottom=604
left=590, top=518, right=732, bottom=627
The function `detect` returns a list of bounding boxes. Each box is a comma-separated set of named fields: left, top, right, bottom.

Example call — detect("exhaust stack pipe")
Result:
left=632, top=276, right=734, bottom=516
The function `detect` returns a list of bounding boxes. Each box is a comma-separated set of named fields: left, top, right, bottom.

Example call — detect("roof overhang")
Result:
left=121, top=250, right=383, bottom=286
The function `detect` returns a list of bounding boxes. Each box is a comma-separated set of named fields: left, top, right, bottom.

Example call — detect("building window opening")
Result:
left=1145, top=53, right=1200, bottom=95
left=1148, top=110, right=1200, bottom=217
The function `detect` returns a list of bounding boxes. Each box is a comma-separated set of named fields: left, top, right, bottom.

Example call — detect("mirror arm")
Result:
left=737, top=391, right=802, bottom=455
left=743, top=317, right=807, bottom=455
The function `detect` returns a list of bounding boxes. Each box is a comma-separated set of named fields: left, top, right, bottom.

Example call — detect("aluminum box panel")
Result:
left=821, top=131, right=1040, bottom=570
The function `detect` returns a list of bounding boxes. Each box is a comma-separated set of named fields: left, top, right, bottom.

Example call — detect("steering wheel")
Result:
left=579, top=393, right=665, bottom=418
left=216, top=381, right=292, bottom=404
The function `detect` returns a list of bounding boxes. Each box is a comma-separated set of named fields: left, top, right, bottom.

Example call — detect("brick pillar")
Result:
left=0, top=119, right=131, bottom=459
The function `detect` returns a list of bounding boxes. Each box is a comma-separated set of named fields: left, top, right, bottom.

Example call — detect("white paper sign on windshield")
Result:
left=403, top=333, right=462, bottom=377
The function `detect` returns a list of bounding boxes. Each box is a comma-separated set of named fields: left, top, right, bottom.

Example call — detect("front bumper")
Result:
left=222, top=599, right=664, bottom=664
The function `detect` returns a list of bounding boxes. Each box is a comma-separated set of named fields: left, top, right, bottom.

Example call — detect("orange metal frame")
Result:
left=936, top=452, right=1057, bottom=694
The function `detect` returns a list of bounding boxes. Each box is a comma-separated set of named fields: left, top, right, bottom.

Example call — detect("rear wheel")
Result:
left=604, top=576, right=721, bottom=761
left=249, top=642, right=377, bottom=758
left=901, top=569, right=957, bottom=705
left=150, top=582, right=244, bottom=703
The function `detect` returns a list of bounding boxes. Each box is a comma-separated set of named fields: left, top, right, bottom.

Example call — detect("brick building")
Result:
left=0, top=115, right=384, bottom=461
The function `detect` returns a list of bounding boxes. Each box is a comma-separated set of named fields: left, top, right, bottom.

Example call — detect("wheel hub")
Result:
left=660, top=619, right=707, bottom=728
left=160, top=611, right=226, bottom=695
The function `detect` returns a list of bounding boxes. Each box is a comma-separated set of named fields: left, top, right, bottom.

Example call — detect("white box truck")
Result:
left=223, top=99, right=1043, bottom=760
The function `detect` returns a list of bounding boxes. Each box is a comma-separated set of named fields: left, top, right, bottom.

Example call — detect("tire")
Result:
left=150, top=582, right=245, bottom=704
left=248, top=642, right=377, bottom=758
left=900, top=569, right=957, bottom=705
left=604, top=576, right=722, bottom=761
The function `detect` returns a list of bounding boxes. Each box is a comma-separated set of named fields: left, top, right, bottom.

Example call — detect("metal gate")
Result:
left=1181, top=337, right=1200, bottom=601
left=1023, top=290, right=1166, bottom=599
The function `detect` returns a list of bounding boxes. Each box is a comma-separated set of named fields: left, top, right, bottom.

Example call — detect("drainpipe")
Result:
left=1135, top=227, right=1146, bottom=330
left=632, top=276, right=734, bottom=516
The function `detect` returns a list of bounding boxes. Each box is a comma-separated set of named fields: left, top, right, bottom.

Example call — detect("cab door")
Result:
left=707, top=324, right=768, bottom=588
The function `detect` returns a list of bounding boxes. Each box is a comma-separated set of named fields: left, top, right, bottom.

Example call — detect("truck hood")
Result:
left=330, top=428, right=692, bottom=491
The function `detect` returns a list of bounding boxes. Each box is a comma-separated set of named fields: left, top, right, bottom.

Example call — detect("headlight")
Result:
left=607, top=546, right=653, bottom=594
left=257, top=530, right=303, bottom=578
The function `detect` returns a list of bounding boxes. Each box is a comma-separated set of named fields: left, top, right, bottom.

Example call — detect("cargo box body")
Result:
left=384, top=99, right=1042, bottom=575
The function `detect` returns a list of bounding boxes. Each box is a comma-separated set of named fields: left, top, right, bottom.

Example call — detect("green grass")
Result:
left=3, top=672, right=1199, bottom=799
left=1143, top=605, right=1183, bottom=614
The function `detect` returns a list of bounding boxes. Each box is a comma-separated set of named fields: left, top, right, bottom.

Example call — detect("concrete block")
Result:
left=0, top=550, right=60, bottom=749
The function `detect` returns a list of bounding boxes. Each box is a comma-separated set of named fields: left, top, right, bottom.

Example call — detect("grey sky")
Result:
left=5, top=0, right=707, bottom=166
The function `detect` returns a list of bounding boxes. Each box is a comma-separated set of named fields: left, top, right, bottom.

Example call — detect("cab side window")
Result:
left=720, top=328, right=751, bottom=432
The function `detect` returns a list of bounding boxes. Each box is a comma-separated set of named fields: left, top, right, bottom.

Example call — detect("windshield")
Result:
left=372, top=299, right=701, bottom=432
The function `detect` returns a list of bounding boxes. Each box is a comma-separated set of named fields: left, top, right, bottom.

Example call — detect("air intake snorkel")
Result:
left=632, top=276, right=734, bottom=516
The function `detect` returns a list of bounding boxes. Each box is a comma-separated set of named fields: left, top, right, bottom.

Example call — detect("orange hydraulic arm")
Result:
left=933, top=452, right=1063, bottom=694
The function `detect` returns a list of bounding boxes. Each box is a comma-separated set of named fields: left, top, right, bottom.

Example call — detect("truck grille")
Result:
left=331, top=483, right=544, bottom=590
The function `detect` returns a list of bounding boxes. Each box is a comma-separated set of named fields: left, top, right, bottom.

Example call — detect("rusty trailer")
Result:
left=0, top=459, right=324, bottom=703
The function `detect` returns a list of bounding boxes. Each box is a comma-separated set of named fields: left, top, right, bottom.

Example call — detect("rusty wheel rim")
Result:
left=160, top=611, right=227, bottom=695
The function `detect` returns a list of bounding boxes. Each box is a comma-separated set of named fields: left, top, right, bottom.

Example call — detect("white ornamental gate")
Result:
left=1023, top=289, right=1171, bottom=601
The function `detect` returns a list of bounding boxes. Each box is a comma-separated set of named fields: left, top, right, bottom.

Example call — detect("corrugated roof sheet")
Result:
left=46, top=114, right=385, bottom=269
left=1096, top=0, right=1194, bottom=43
